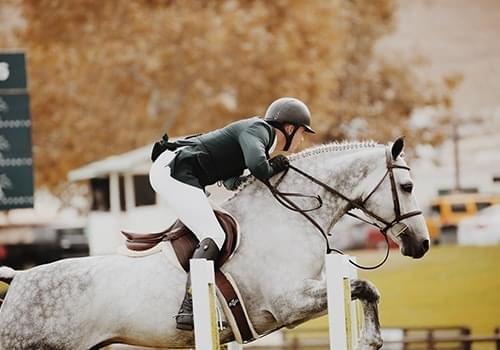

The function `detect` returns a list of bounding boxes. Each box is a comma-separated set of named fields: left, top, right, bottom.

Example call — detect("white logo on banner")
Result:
left=0, top=173, right=13, bottom=200
left=0, top=97, right=8, bottom=114
left=0, top=62, right=10, bottom=81
left=0, top=135, right=10, bottom=152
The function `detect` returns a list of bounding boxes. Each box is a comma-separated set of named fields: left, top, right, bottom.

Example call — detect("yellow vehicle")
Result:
left=426, top=193, right=500, bottom=243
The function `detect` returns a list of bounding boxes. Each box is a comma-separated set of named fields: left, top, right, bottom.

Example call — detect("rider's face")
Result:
left=287, top=125, right=306, bottom=152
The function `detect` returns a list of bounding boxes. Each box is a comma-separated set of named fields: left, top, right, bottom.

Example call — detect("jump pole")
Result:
left=190, top=258, right=243, bottom=350
left=326, top=254, right=361, bottom=350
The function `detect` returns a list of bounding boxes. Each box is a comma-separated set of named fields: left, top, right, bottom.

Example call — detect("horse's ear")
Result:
left=391, top=137, right=405, bottom=160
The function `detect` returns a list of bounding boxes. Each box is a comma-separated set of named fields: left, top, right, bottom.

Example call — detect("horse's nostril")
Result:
left=422, top=239, right=430, bottom=252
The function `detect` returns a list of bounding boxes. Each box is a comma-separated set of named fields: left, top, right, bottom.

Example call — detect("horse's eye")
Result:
left=401, top=183, right=413, bottom=193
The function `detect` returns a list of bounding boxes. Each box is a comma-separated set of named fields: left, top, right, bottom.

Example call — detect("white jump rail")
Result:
left=192, top=255, right=361, bottom=350
left=190, top=258, right=243, bottom=350
left=326, top=254, right=362, bottom=350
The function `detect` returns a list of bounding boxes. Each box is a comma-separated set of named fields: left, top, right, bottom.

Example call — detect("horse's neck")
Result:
left=223, top=147, right=384, bottom=238
left=280, top=148, right=384, bottom=229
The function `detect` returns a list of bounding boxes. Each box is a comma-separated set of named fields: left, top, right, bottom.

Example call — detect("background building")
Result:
left=68, top=143, right=232, bottom=255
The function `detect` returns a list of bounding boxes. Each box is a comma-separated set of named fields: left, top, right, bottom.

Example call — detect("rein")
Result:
left=264, top=146, right=422, bottom=270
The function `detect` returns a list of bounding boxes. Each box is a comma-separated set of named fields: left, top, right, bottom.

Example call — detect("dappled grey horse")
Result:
left=0, top=138, right=429, bottom=349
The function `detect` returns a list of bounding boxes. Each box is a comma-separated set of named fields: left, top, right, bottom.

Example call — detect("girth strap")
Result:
left=215, top=271, right=255, bottom=342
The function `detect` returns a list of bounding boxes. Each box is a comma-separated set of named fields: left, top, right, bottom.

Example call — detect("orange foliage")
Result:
left=0, top=0, right=450, bottom=191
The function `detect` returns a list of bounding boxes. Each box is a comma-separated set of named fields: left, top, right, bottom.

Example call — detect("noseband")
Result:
left=264, top=146, right=422, bottom=269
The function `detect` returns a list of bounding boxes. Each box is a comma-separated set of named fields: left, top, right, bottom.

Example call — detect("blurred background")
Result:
left=0, top=0, right=499, bottom=349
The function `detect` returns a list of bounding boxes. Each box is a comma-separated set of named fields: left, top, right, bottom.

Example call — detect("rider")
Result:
left=148, top=97, right=315, bottom=331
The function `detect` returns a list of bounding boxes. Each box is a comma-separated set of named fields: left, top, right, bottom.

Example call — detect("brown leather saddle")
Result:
left=121, top=211, right=238, bottom=271
left=122, top=211, right=256, bottom=342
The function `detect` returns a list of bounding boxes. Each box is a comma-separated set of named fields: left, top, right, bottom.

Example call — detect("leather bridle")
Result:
left=264, top=146, right=423, bottom=270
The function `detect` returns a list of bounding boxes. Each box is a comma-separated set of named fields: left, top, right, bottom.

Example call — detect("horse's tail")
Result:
left=0, top=266, right=17, bottom=284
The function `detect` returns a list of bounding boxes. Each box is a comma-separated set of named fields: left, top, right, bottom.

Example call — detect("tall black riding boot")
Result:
left=175, top=237, right=220, bottom=331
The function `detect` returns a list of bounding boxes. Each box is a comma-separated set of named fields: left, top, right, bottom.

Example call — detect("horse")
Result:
left=0, top=138, right=429, bottom=350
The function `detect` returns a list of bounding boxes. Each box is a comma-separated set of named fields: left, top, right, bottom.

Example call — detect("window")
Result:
left=451, top=203, right=467, bottom=213
left=430, top=205, right=441, bottom=215
left=119, top=176, right=126, bottom=211
left=476, top=202, right=492, bottom=211
left=134, top=175, right=156, bottom=206
left=90, top=176, right=126, bottom=211
left=90, top=178, right=110, bottom=211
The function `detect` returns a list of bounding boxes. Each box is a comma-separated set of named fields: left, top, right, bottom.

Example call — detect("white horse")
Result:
left=0, top=138, right=429, bottom=350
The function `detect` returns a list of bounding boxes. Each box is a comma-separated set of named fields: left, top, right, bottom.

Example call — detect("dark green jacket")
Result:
left=170, top=117, right=276, bottom=188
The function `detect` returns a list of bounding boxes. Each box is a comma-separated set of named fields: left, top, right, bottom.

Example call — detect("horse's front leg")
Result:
left=272, top=278, right=328, bottom=328
left=351, top=279, right=383, bottom=350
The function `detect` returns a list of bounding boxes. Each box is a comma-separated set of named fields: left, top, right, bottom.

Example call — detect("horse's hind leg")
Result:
left=350, top=279, right=383, bottom=350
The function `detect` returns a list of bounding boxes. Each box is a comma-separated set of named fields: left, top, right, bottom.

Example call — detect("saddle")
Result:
left=121, top=210, right=238, bottom=271
left=121, top=211, right=258, bottom=343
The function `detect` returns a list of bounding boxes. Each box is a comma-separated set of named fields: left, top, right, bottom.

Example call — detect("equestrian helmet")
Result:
left=264, top=97, right=315, bottom=134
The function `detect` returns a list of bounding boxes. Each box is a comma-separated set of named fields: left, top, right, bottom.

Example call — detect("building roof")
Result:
left=68, top=144, right=153, bottom=181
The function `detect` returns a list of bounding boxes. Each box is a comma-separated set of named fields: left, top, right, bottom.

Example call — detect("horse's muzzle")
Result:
left=400, top=231, right=430, bottom=259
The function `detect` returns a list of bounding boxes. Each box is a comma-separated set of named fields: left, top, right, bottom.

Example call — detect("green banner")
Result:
left=0, top=94, right=30, bottom=121
left=0, top=167, right=34, bottom=210
left=0, top=92, right=33, bottom=210
left=0, top=53, right=27, bottom=90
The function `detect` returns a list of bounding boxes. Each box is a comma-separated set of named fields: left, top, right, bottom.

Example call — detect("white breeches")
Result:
left=149, top=150, right=226, bottom=249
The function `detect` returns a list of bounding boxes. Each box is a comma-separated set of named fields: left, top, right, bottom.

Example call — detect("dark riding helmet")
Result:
left=264, top=97, right=315, bottom=151
left=264, top=97, right=315, bottom=134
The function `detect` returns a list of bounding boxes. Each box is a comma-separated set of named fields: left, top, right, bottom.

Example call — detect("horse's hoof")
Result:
left=175, top=314, right=194, bottom=331
left=176, top=322, right=194, bottom=331
left=356, top=337, right=383, bottom=350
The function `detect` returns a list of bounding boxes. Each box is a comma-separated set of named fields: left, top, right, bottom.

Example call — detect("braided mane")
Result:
left=225, top=140, right=382, bottom=200
left=288, top=140, right=380, bottom=161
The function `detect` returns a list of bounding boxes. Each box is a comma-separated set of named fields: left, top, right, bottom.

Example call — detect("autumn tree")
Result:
left=1, top=0, right=450, bottom=192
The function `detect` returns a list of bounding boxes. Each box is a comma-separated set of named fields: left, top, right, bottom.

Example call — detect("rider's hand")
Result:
left=269, top=155, right=290, bottom=174
left=223, top=175, right=249, bottom=191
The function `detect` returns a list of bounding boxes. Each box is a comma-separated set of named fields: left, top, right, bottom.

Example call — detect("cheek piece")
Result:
left=277, top=125, right=300, bottom=151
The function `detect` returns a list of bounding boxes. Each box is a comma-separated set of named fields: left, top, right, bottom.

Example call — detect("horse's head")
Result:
left=228, top=137, right=430, bottom=260
left=360, top=138, right=430, bottom=259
